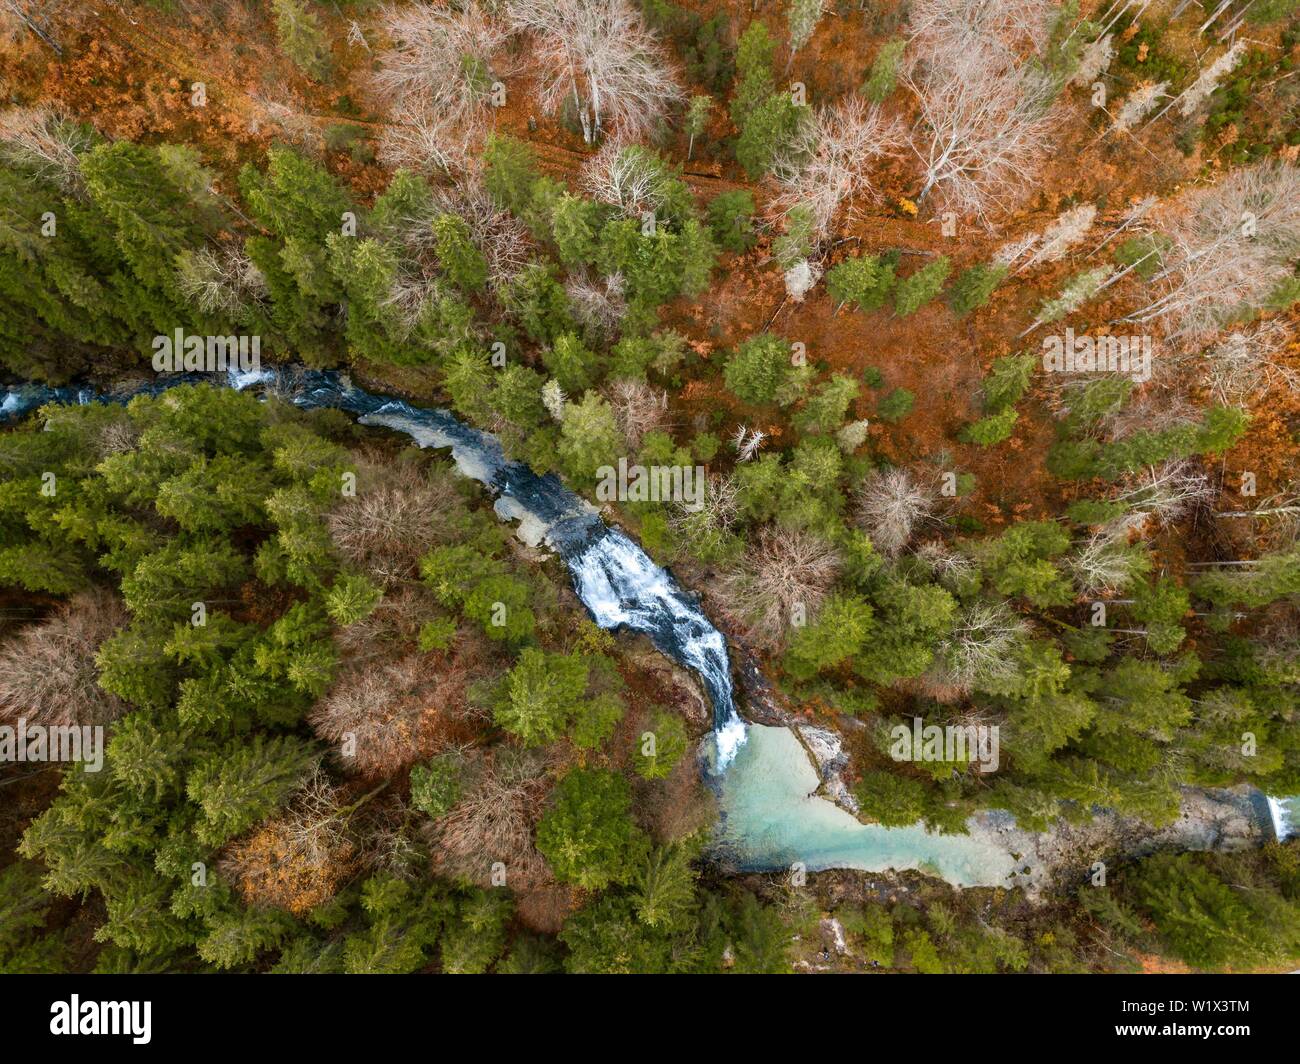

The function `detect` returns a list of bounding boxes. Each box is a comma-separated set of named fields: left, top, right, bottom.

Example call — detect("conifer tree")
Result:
left=273, top=0, right=332, bottom=81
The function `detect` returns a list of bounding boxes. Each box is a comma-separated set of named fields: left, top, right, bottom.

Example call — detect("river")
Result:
left=1, top=367, right=1289, bottom=888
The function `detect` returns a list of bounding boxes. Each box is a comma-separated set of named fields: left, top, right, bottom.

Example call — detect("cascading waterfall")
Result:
left=0, top=367, right=750, bottom=768
left=1267, top=796, right=1296, bottom=842
left=563, top=527, right=748, bottom=766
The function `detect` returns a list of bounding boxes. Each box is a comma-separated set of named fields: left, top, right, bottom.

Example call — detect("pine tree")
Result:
left=707, top=189, right=757, bottom=252
left=410, top=753, right=464, bottom=818
left=558, top=392, right=624, bottom=484
left=543, top=331, right=599, bottom=395
left=482, top=134, right=541, bottom=215
left=186, top=736, right=319, bottom=847
left=785, top=0, right=826, bottom=63
left=826, top=253, right=896, bottom=311
left=893, top=256, right=951, bottom=316
left=731, top=21, right=778, bottom=126
left=634, top=709, right=688, bottom=779
left=240, top=147, right=353, bottom=365
left=273, top=0, right=332, bottom=81
left=736, top=92, right=805, bottom=180
left=536, top=768, right=649, bottom=890
left=793, top=374, right=859, bottom=434
left=960, top=407, right=1018, bottom=446
left=324, top=572, right=383, bottom=627
left=685, top=94, right=712, bottom=160
left=549, top=193, right=602, bottom=267
left=1133, top=853, right=1281, bottom=970
left=432, top=212, right=488, bottom=292
left=631, top=844, right=697, bottom=930
left=724, top=333, right=797, bottom=405
left=491, top=647, right=589, bottom=746
left=80, top=141, right=211, bottom=326
left=862, top=38, right=905, bottom=103
left=980, top=351, right=1036, bottom=412
left=947, top=261, right=1007, bottom=316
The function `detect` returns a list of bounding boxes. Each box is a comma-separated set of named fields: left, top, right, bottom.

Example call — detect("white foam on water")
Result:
left=227, top=367, right=276, bottom=391
left=359, top=409, right=499, bottom=485
left=493, top=495, right=550, bottom=548
left=715, top=714, right=749, bottom=769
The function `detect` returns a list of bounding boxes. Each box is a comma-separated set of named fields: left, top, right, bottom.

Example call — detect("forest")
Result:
left=0, top=0, right=1299, bottom=974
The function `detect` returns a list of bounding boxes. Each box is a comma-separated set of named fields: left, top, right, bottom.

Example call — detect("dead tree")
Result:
left=373, top=2, right=512, bottom=130
left=712, top=526, right=842, bottom=648
left=1122, top=161, right=1300, bottom=339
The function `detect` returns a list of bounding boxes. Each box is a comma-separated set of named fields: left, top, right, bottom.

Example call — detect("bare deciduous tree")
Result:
left=373, top=2, right=512, bottom=129
left=310, top=653, right=465, bottom=778
left=915, top=539, right=979, bottom=591
left=580, top=141, right=672, bottom=218
left=565, top=271, right=627, bottom=342
left=1176, top=41, right=1245, bottom=118
left=732, top=424, right=766, bottom=462
left=1015, top=204, right=1096, bottom=273
left=604, top=377, right=668, bottom=449
left=1071, top=33, right=1114, bottom=87
left=376, top=108, right=469, bottom=174
left=0, top=105, right=90, bottom=188
left=669, top=472, right=740, bottom=539
left=434, top=180, right=533, bottom=288
left=0, top=0, right=67, bottom=55
left=712, top=526, right=842, bottom=648
left=249, top=93, right=322, bottom=151
left=1111, top=81, right=1167, bottom=133
left=0, top=588, right=127, bottom=728
left=1105, top=459, right=1213, bottom=534
left=783, top=258, right=821, bottom=301
left=771, top=96, right=903, bottom=240
left=932, top=600, right=1029, bottom=692
left=328, top=458, right=460, bottom=586
left=176, top=245, right=268, bottom=317
left=429, top=747, right=552, bottom=889
left=904, top=0, right=1061, bottom=219
left=508, top=0, right=682, bottom=144
left=908, top=0, right=1053, bottom=55
left=854, top=467, right=937, bottom=556
left=1066, top=529, right=1148, bottom=596
left=219, top=768, right=360, bottom=913
left=1200, top=321, right=1297, bottom=401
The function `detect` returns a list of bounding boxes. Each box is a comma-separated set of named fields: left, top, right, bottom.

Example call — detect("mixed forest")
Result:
left=1, top=0, right=1300, bottom=973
